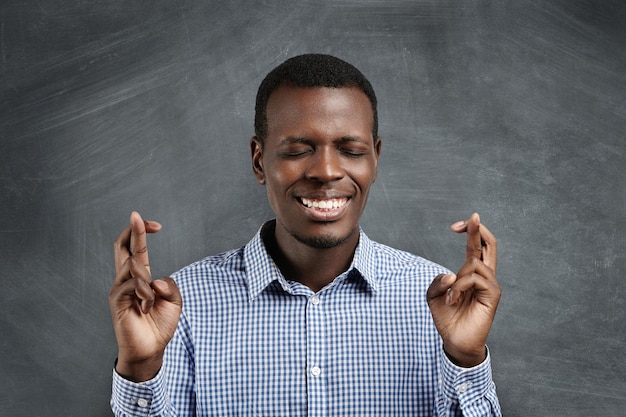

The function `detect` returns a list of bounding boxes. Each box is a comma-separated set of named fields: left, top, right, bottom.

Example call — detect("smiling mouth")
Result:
left=300, top=197, right=349, bottom=210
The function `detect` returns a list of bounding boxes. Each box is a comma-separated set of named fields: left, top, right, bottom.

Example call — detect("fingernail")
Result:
left=446, top=289, right=453, bottom=305
left=451, top=220, right=465, bottom=229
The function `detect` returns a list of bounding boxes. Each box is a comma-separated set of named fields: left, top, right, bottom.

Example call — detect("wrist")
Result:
left=443, top=344, right=487, bottom=368
left=115, top=353, right=164, bottom=382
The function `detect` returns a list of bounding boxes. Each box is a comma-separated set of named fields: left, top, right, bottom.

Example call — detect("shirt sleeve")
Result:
left=110, top=366, right=175, bottom=416
left=436, top=346, right=502, bottom=417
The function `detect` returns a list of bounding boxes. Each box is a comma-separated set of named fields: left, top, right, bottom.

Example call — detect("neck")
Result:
left=262, top=221, right=359, bottom=293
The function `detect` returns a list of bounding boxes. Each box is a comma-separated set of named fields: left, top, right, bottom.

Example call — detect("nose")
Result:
left=305, top=146, right=344, bottom=182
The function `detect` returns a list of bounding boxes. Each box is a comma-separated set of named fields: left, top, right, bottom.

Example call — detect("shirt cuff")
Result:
left=440, top=346, right=496, bottom=410
left=111, top=366, right=169, bottom=416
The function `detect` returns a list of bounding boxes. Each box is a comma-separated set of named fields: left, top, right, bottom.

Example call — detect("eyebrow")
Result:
left=282, top=135, right=368, bottom=144
left=283, top=137, right=313, bottom=144
left=337, top=135, right=367, bottom=144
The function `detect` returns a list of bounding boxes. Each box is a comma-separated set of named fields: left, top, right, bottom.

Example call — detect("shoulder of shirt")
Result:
left=169, top=246, right=246, bottom=286
left=365, top=238, right=451, bottom=287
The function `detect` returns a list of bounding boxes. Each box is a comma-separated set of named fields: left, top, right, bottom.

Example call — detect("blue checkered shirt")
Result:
left=111, top=221, right=501, bottom=416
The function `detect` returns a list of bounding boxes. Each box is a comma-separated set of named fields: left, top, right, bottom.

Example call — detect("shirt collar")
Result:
left=243, top=220, right=379, bottom=301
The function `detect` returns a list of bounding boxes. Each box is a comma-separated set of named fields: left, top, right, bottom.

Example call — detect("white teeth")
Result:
left=301, top=198, right=347, bottom=210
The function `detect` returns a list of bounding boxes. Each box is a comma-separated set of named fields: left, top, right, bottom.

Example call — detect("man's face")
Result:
left=251, top=85, right=381, bottom=249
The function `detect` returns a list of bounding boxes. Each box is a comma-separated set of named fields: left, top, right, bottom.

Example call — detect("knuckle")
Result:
left=133, top=245, right=148, bottom=255
left=469, top=257, right=481, bottom=267
left=465, top=244, right=481, bottom=255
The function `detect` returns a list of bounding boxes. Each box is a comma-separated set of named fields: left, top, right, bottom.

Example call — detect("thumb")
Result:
left=151, top=277, right=182, bottom=306
left=426, top=273, right=456, bottom=302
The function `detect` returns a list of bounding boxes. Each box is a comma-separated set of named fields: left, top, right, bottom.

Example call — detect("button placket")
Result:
left=305, top=293, right=327, bottom=416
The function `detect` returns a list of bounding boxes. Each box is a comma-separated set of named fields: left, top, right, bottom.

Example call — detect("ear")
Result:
left=372, top=136, right=382, bottom=182
left=250, top=136, right=265, bottom=184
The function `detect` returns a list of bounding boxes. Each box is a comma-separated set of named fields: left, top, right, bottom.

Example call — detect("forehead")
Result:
left=265, top=85, right=374, bottom=137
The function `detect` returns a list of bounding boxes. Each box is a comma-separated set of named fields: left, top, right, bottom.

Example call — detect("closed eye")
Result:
left=280, top=138, right=313, bottom=157
left=339, top=148, right=367, bottom=157
left=337, top=136, right=371, bottom=157
left=282, top=149, right=311, bottom=157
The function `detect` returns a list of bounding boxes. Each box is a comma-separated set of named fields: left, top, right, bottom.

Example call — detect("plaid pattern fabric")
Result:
left=111, top=221, right=501, bottom=416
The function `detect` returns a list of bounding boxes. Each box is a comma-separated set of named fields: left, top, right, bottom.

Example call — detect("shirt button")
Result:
left=310, top=296, right=320, bottom=305
left=458, top=382, right=471, bottom=393
left=311, top=366, right=321, bottom=377
left=137, top=398, right=149, bottom=408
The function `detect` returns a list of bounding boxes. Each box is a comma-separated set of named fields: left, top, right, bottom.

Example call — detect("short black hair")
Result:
left=254, top=54, right=378, bottom=144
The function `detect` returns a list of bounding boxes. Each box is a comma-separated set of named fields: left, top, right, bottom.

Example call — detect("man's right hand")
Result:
left=109, top=211, right=182, bottom=382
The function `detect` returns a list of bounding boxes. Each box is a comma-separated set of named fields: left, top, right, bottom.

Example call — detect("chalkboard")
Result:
left=1, top=1, right=624, bottom=415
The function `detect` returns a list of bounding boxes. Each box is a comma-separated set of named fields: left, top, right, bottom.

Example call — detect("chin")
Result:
left=290, top=227, right=357, bottom=249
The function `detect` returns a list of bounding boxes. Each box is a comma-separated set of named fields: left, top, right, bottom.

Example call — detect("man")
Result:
left=109, top=54, right=502, bottom=416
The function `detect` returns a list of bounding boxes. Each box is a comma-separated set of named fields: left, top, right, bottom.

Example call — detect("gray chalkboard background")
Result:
left=1, top=1, right=624, bottom=416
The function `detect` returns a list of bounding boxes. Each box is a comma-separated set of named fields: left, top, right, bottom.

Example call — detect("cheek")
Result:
left=352, top=163, right=378, bottom=189
left=266, top=160, right=301, bottom=185
left=263, top=165, right=295, bottom=202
